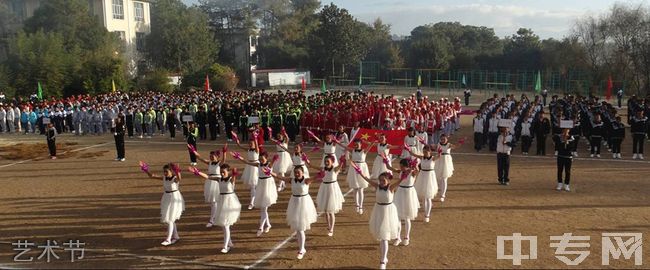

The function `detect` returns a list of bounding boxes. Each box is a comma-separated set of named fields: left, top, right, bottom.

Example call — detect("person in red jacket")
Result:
left=301, top=110, right=312, bottom=144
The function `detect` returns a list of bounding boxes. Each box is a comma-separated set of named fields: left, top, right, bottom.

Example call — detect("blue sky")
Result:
left=182, top=0, right=649, bottom=38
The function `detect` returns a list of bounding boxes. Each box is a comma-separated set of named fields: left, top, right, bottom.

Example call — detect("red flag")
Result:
left=348, top=128, right=408, bottom=155
left=301, top=77, right=306, bottom=91
left=606, top=75, right=613, bottom=100
left=204, top=74, right=211, bottom=92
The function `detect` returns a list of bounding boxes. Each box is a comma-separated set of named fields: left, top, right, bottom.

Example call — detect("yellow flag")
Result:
left=112, top=79, right=116, bottom=93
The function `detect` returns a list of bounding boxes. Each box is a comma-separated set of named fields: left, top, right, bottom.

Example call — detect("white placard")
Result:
left=248, top=116, right=260, bottom=124
left=42, top=117, right=51, bottom=124
left=182, top=115, right=193, bottom=122
left=497, top=119, right=512, bottom=128
left=560, top=120, right=574, bottom=129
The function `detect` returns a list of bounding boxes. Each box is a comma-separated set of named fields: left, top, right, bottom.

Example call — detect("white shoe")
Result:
left=640, top=154, right=645, bottom=160
left=572, top=152, right=578, bottom=157
left=358, top=208, right=364, bottom=215
left=327, top=230, right=334, bottom=237
left=264, top=225, right=272, bottom=233
left=248, top=204, right=254, bottom=210
left=633, top=153, right=639, bottom=159
left=380, top=261, right=387, bottom=270
left=613, top=154, right=617, bottom=159
left=564, top=185, right=571, bottom=192
left=256, top=229, right=263, bottom=237
left=393, top=239, right=401, bottom=246
left=221, top=247, right=230, bottom=253
left=206, top=222, right=213, bottom=228
left=424, top=216, right=430, bottom=223
left=120, top=158, right=125, bottom=162
left=617, top=153, right=622, bottom=159
left=596, top=154, right=600, bottom=158
left=590, top=154, right=594, bottom=158
left=554, top=151, right=558, bottom=156
left=297, top=250, right=306, bottom=260
left=403, top=239, right=410, bottom=246
left=556, top=183, right=563, bottom=191
left=161, top=240, right=172, bottom=246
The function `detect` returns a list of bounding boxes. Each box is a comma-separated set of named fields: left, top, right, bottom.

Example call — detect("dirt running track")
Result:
left=0, top=116, right=649, bottom=269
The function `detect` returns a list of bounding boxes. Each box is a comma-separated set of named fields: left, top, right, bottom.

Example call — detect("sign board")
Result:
left=560, top=120, right=574, bottom=129
left=248, top=116, right=260, bottom=124
left=42, top=117, right=51, bottom=124
left=497, top=119, right=512, bottom=128
left=182, top=115, right=193, bottom=122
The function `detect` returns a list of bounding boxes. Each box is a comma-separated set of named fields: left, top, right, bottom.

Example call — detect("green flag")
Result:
left=321, top=80, right=326, bottom=93
left=534, top=71, right=542, bottom=93
left=37, top=82, right=43, bottom=100
left=417, top=74, right=422, bottom=87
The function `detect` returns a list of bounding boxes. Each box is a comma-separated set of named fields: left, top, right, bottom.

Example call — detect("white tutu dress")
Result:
left=242, top=150, right=259, bottom=186
left=416, top=132, right=428, bottom=155
left=401, top=135, right=418, bottom=159
left=286, top=178, right=318, bottom=231
left=215, top=177, right=241, bottom=226
left=204, top=161, right=220, bottom=203
left=160, top=176, right=185, bottom=224
left=394, top=173, right=420, bottom=220
left=335, top=133, right=349, bottom=162
left=414, top=156, right=438, bottom=200
left=435, top=143, right=454, bottom=179
left=316, top=168, right=345, bottom=213
left=320, top=142, right=339, bottom=167
left=347, top=150, right=369, bottom=189
left=254, top=163, right=278, bottom=208
left=289, top=153, right=310, bottom=178
left=272, top=142, right=292, bottom=175
left=369, top=186, right=400, bottom=241
left=371, top=143, right=391, bottom=179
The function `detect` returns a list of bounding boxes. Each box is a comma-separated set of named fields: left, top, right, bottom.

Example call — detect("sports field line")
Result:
left=454, top=152, right=650, bottom=164
left=0, top=142, right=112, bottom=169
left=245, top=188, right=356, bottom=269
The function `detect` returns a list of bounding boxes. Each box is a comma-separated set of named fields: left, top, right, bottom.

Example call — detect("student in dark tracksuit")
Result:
left=554, top=128, right=576, bottom=192
left=532, top=112, right=551, bottom=155
left=496, top=127, right=513, bottom=185
left=187, top=122, right=199, bottom=165
left=630, top=110, right=648, bottom=160
left=589, top=114, right=604, bottom=158
left=610, top=116, right=625, bottom=159
left=166, top=108, right=176, bottom=140
left=46, top=123, right=57, bottom=159
left=113, top=114, right=126, bottom=161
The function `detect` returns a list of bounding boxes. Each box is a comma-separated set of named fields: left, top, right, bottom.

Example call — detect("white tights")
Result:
left=296, top=230, right=306, bottom=253
left=354, top=188, right=365, bottom=209
left=380, top=240, right=389, bottom=263
left=165, top=222, right=179, bottom=241
left=437, top=177, right=448, bottom=199
left=209, top=202, right=218, bottom=223
left=396, top=219, right=412, bottom=240
left=249, top=185, right=256, bottom=206
left=223, top=225, right=233, bottom=248
left=325, top=213, right=336, bottom=232
left=259, top=206, right=271, bottom=230
left=423, top=198, right=432, bottom=217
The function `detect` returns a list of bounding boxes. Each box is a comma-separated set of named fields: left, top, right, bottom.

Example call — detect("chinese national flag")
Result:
left=204, top=74, right=211, bottom=92
left=606, top=75, right=613, bottom=100
left=301, top=77, right=306, bottom=91
left=348, top=128, right=408, bottom=155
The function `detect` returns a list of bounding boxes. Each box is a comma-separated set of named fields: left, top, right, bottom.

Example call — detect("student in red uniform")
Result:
left=301, top=110, right=312, bottom=144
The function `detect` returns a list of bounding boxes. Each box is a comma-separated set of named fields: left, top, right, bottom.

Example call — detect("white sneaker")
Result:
left=564, top=185, right=571, bottom=192
left=403, top=239, right=410, bottom=246
left=206, top=222, right=214, bottom=228
left=297, top=250, right=306, bottom=260
left=613, top=154, right=617, bottom=159
left=590, top=154, right=594, bottom=158
left=596, top=154, right=600, bottom=158
left=572, top=152, right=578, bottom=157
left=640, top=154, right=645, bottom=160
left=556, top=183, right=563, bottom=191
left=161, top=240, right=172, bottom=246
left=617, top=153, right=622, bottom=159
left=554, top=151, right=558, bottom=156
left=393, top=239, right=402, bottom=246
left=120, top=158, right=126, bottom=162
left=359, top=208, right=364, bottom=215
left=633, top=153, right=639, bottom=160
left=221, top=247, right=230, bottom=254
left=424, top=216, right=430, bottom=223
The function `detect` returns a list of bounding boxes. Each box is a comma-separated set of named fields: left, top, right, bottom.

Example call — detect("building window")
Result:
left=134, top=2, right=144, bottom=22
left=112, top=0, right=124, bottom=20
left=136, top=32, right=145, bottom=52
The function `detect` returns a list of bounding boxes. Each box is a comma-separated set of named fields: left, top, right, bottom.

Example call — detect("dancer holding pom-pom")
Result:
left=188, top=144, right=227, bottom=227
left=306, top=155, right=345, bottom=236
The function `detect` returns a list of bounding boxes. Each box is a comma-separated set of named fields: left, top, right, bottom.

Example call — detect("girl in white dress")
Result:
left=275, top=142, right=310, bottom=178
left=352, top=165, right=400, bottom=270
left=139, top=161, right=185, bottom=246
left=385, top=158, right=420, bottom=246
left=415, top=124, right=429, bottom=155
left=270, top=167, right=318, bottom=260
left=306, top=155, right=345, bottom=236
left=188, top=144, right=227, bottom=227
left=371, top=134, right=401, bottom=179
left=435, top=134, right=458, bottom=202
left=406, top=145, right=438, bottom=222
left=401, top=128, right=419, bottom=159
left=234, top=139, right=259, bottom=210
left=189, top=164, right=241, bottom=254
left=334, top=125, right=350, bottom=173
left=232, top=151, right=278, bottom=236
left=338, top=138, right=375, bottom=214
left=307, top=132, right=339, bottom=168
left=271, top=132, right=292, bottom=192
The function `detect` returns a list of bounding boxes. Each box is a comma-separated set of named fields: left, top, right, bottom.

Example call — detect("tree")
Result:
left=148, top=0, right=218, bottom=75
left=502, top=28, right=542, bottom=70
left=404, top=25, right=452, bottom=70
left=309, top=4, right=370, bottom=77
left=138, top=69, right=175, bottom=93
left=365, top=18, right=403, bottom=69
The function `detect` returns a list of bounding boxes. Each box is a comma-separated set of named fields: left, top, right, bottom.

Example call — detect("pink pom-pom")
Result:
left=408, top=158, right=418, bottom=168
left=187, top=144, right=197, bottom=153
left=317, top=170, right=326, bottom=179
left=190, top=167, right=201, bottom=176
left=353, top=165, right=363, bottom=175
left=231, top=152, right=242, bottom=160
left=301, top=154, right=309, bottom=163
left=339, top=155, right=346, bottom=165
left=232, top=168, right=240, bottom=177
left=262, top=167, right=272, bottom=176
left=417, top=137, right=426, bottom=144
left=272, top=154, right=279, bottom=163
left=171, top=163, right=181, bottom=175
left=310, top=146, right=321, bottom=153
left=266, top=127, right=273, bottom=139
left=139, top=161, right=149, bottom=172
left=231, top=131, right=239, bottom=142
left=458, top=137, right=467, bottom=145
left=386, top=171, right=394, bottom=179
left=437, top=147, right=443, bottom=155
left=222, top=145, right=228, bottom=153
